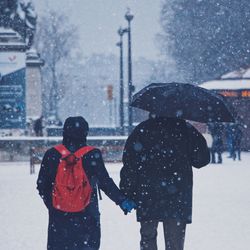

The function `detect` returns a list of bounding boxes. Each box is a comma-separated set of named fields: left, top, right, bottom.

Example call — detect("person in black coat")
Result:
left=231, top=123, right=243, bottom=161
left=120, top=116, right=210, bottom=250
left=34, top=115, right=44, bottom=136
left=208, top=123, right=224, bottom=164
left=37, top=116, right=135, bottom=250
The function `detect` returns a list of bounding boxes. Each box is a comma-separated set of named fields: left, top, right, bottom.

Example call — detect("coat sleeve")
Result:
left=89, top=149, right=126, bottom=206
left=187, top=123, right=211, bottom=168
left=36, top=150, right=54, bottom=209
left=119, top=131, right=138, bottom=200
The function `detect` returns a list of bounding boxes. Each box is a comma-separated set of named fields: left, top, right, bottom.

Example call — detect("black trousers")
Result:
left=140, top=219, right=186, bottom=250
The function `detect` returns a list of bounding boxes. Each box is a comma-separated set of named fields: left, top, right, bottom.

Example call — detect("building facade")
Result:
left=200, top=76, right=250, bottom=150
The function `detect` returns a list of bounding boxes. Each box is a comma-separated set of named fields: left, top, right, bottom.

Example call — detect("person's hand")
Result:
left=120, top=199, right=136, bottom=215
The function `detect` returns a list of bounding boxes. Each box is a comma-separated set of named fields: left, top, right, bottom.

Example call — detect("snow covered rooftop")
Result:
left=200, top=79, right=250, bottom=90
left=221, top=68, right=250, bottom=79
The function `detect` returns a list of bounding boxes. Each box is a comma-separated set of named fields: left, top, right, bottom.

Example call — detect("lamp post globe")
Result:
left=125, top=8, right=134, bottom=22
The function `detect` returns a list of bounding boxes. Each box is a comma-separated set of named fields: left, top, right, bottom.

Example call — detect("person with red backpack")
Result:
left=37, top=116, right=136, bottom=250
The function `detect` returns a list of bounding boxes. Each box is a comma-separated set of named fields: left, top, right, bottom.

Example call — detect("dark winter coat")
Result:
left=37, top=117, right=126, bottom=250
left=208, top=123, right=224, bottom=153
left=34, top=116, right=43, bottom=136
left=120, top=117, right=210, bottom=223
left=231, top=123, right=243, bottom=150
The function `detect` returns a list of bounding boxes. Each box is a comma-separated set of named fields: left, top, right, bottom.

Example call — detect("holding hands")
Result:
left=120, top=199, right=136, bottom=215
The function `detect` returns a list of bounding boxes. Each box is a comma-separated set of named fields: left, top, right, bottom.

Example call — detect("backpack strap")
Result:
left=54, top=144, right=95, bottom=158
left=54, top=144, right=71, bottom=157
left=75, top=146, right=95, bottom=158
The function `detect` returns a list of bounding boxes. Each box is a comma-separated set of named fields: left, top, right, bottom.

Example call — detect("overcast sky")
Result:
left=33, top=0, right=162, bottom=60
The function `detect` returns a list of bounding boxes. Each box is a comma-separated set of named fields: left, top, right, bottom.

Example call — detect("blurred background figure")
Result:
left=224, top=123, right=234, bottom=158
left=34, top=116, right=44, bottom=136
left=208, top=123, right=224, bottom=164
left=231, top=123, right=243, bottom=161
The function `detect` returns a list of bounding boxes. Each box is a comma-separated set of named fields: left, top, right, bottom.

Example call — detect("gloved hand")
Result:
left=120, top=199, right=136, bottom=215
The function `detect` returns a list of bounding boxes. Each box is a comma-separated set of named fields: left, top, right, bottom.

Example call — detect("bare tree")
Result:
left=35, top=10, right=79, bottom=121
left=159, top=0, right=250, bottom=84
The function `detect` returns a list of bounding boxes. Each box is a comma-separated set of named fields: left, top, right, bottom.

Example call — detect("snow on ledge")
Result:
left=0, top=136, right=128, bottom=141
left=200, top=79, right=250, bottom=90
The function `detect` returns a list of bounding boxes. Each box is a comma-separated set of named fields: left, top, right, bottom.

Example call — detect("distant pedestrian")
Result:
left=208, top=123, right=224, bottom=164
left=120, top=116, right=210, bottom=250
left=231, top=123, right=243, bottom=161
left=224, top=123, right=234, bottom=158
left=34, top=115, right=44, bottom=136
left=37, top=116, right=135, bottom=250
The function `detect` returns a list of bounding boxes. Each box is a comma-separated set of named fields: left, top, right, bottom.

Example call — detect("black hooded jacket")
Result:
left=37, top=117, right=126, bottom=249
left=120, top=117, right=210, bottom=223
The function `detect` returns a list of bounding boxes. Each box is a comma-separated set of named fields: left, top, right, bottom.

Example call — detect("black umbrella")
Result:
left=131, top=82, right=235, bottom=123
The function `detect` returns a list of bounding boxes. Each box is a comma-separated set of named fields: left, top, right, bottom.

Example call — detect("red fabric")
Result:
left=52, top=144, right=95, bottom=212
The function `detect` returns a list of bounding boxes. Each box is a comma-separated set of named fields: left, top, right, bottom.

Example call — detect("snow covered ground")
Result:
left=0, top=153, right=250, bottom=250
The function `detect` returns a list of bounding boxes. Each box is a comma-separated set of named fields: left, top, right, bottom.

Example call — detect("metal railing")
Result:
left=0, top=136, right=128, bottom=162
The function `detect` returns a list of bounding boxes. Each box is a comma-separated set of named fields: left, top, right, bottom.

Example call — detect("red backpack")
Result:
left=52, top=144, right=95, bottom=212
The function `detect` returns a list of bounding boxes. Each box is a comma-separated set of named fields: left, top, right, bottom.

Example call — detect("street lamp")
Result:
left=116, top=27, right=128, bottom=135
left=125, top=8, right=134, bottom=132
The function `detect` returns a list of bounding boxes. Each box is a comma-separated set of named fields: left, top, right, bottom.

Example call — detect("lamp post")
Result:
left=125, top=8, right=134, bottom=132
left=116, top=27, right=128, bottom=135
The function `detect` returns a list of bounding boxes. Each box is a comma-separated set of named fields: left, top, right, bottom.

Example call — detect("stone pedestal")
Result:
left=26, top=49, right=44, bottom=120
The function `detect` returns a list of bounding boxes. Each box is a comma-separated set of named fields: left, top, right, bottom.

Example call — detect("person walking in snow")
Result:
left=37, top=116, right=135, bottom=250
left=231, top=122, right=243, bottom=161
left=224, top=123, right=234, bottom=158
left=120, top=115, right=210, bottom=250
left=34, top=115, right=44, bottom=136
left=208, top=122, right=224, bottom=164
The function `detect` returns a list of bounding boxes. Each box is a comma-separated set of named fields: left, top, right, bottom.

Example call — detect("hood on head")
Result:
left=63, top=116, right=89, bottom=141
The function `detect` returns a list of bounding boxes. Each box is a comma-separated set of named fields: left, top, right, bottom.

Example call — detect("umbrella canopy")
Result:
left=131, top=82, right=235, bottom=123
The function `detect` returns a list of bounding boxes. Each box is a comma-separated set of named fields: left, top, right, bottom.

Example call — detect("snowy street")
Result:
left=0, top=153, right=250, bottom=250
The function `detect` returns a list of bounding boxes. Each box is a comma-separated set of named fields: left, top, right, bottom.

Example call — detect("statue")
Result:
left=0, top=0, right=37, bottom=48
